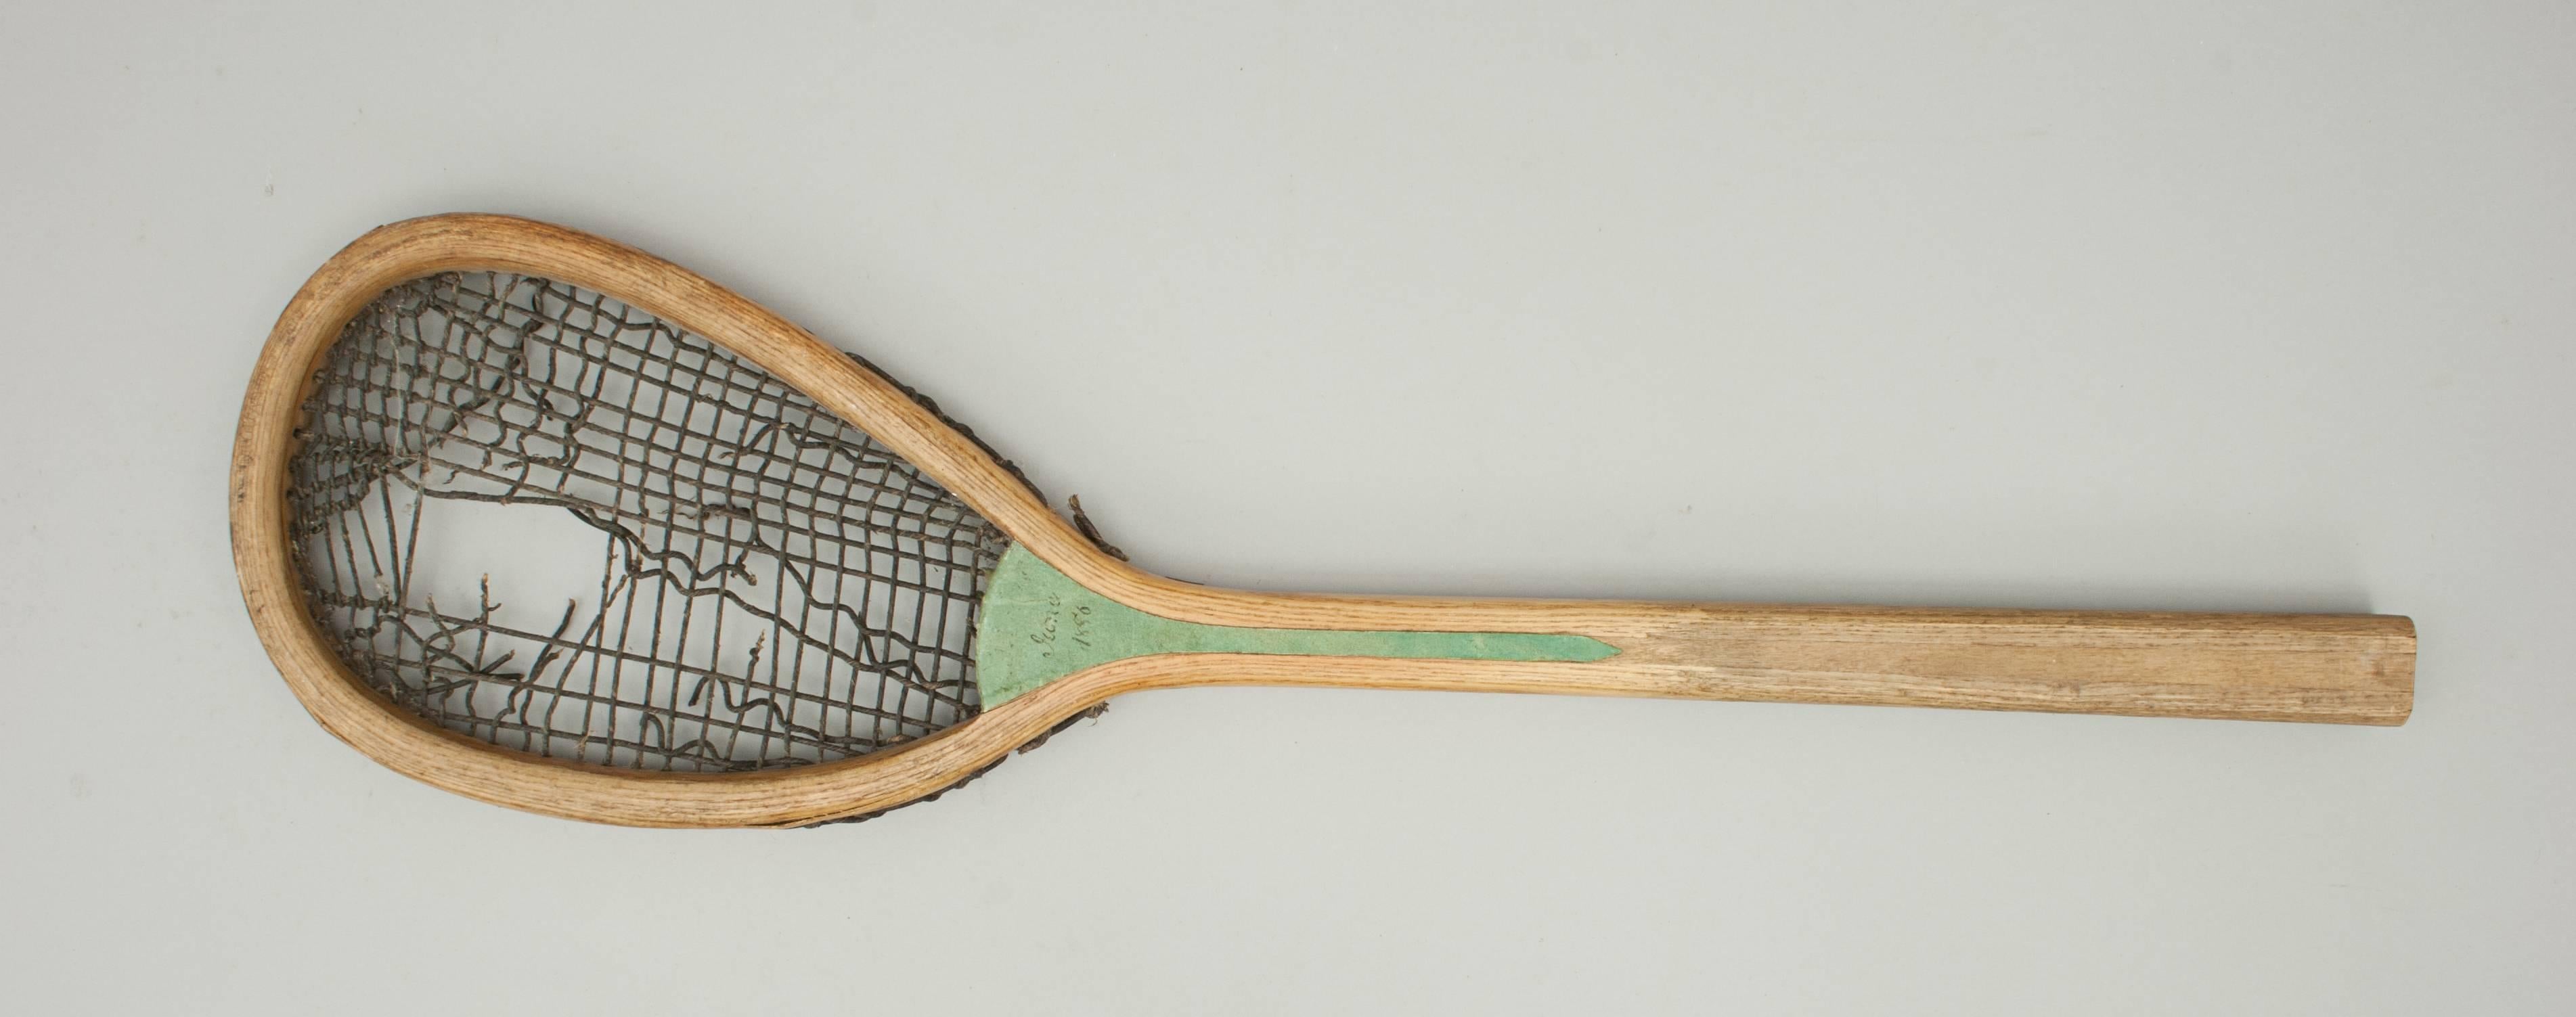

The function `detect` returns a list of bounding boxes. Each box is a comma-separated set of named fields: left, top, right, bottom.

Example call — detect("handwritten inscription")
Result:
left=1025, top=591, right=1094, bottom=660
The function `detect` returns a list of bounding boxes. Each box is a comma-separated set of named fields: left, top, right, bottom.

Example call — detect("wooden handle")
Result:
left=986, top=546, right=2416, bottom=726
left=1168, top=600, right=2417, bottom=726
left=1553, top=602, right=2415, bottom=724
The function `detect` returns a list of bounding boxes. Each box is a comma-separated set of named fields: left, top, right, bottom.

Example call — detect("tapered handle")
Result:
left=1107, top=601, right=2420, bottom=725
left=994, top=547, right=2416, bottom=725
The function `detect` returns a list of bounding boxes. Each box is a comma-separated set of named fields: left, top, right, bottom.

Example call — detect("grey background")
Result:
left=4, top=2, right=2569, bottom=1013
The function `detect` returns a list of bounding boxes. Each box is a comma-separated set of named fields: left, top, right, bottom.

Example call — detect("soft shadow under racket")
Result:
left=232, top=214, right=2416, bottom=828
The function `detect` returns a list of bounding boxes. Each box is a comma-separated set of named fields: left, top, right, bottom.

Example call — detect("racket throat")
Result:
left=973, top=544, right=1617, bottom=706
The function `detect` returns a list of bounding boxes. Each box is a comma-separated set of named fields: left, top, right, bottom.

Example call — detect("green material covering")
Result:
left=974, top=543, right=1620, bottom=706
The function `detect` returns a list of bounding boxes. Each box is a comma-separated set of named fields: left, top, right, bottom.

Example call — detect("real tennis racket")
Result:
left=231, top=214, right=2416, bottom=828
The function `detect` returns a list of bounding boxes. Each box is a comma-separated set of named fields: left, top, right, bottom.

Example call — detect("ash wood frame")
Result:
left=233, top=214, right=2416, bottom=828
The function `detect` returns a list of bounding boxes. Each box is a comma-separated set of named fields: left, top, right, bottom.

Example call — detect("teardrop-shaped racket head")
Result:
left=233, top=214, right=1160, bottom=827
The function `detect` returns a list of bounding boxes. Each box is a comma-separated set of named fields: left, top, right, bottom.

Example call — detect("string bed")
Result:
left=284, top=273, right=1014, bottom=772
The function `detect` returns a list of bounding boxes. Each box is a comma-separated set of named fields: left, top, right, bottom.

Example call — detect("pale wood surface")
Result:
left=231, top=214, right=2415, bottom=827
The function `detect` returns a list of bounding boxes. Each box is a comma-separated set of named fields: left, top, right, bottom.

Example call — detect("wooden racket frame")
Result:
left=233, top=214, right=2415, bottom=828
